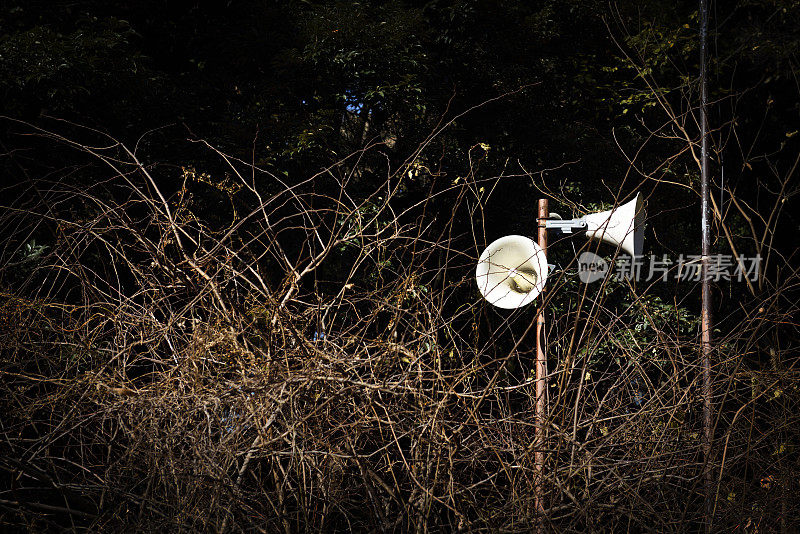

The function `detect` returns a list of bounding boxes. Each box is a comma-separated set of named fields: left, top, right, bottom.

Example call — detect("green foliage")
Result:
left=0, top=15, right=150, bottom=116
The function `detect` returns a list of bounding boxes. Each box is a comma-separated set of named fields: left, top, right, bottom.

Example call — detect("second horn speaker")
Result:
left=582, top=193, right=645, bottom=257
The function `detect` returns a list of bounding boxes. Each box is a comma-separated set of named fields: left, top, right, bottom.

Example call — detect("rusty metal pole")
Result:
left=699, top=0, right=714, bottom=529
left=534, top=199, right=548, bottom=524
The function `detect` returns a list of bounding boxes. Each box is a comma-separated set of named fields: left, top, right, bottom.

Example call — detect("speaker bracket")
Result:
left=544, top=218, right=587, bottom=234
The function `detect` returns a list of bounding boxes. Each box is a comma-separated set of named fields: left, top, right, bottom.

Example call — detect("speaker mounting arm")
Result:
left=544, top=218, right=587, bottom=234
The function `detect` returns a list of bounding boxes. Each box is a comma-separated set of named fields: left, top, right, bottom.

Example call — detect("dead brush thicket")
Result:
left=1, top=121, right=798, bottom=532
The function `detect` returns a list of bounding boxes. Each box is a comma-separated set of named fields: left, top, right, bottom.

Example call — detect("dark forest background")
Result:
left=1, top=0, right=799, bottom=532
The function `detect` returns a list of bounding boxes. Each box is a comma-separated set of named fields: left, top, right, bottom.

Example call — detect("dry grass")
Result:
left=1, top=120, right=798, bottom=532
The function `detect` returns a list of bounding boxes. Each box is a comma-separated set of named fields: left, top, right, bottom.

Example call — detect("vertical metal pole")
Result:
left=699, top=0, right=714, bottom=529
left=535, top=199, right=548, bottom=525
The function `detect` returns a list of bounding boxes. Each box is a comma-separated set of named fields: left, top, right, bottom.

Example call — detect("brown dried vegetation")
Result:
left=1, top=120, right=798, bottom=532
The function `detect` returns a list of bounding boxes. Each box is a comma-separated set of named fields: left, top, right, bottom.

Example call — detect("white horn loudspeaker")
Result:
left=475, top=193, right=645, bottom=309
left=582, top=193, right=645, bottom=257
left=475, top=235, right=548, bottom=309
